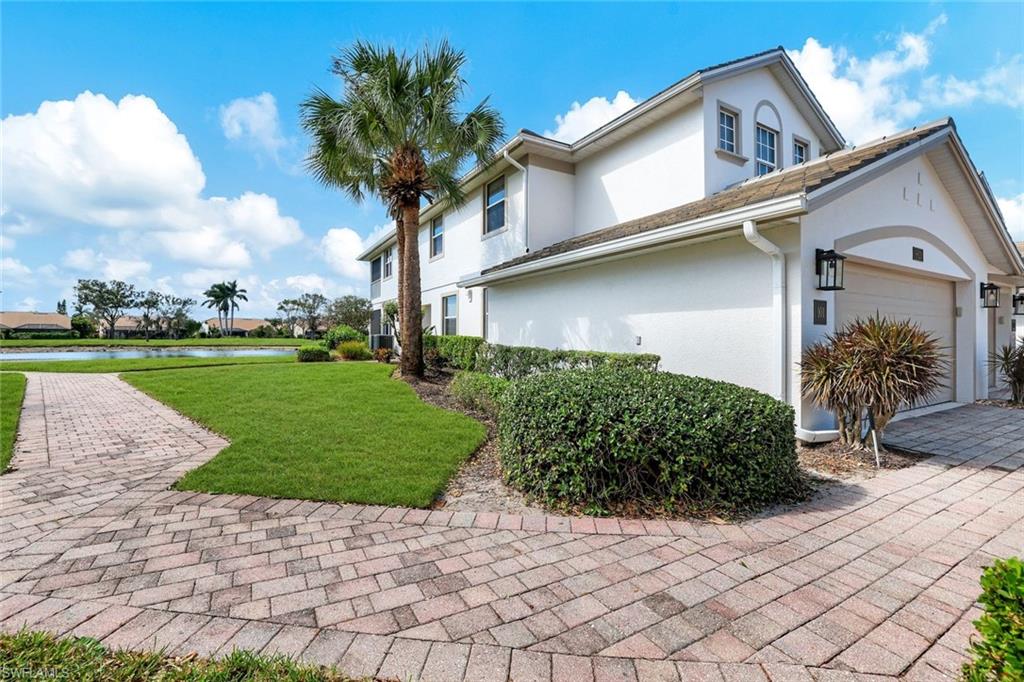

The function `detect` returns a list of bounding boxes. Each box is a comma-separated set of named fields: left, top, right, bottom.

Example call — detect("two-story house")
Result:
left=358, top=47, right=1024, bottom=440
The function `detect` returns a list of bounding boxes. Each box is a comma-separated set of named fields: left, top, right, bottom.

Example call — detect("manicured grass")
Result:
left=124, top=363, right=487, bottom=508
left=0, top=355, right=295, bottom=374
left=0, top=373, right=26, bottom=471
left=0, top=337, right=304, bottom=348
left=0, top=629, right=362, bottom=681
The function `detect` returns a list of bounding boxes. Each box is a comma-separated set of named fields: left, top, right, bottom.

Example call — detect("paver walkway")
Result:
left=1, top=373, right=1021, bottom=681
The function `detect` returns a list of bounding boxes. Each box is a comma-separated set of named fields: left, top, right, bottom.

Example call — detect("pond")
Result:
left=0, top=348, right=295, bottom=362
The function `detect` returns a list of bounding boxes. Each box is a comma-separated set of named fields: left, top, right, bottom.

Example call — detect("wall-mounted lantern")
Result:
left=1013, top=290, right=1024, bottom=316
left=815, top=249, right=846, bottom=291
left=980, top=282, right=1000, bottom=309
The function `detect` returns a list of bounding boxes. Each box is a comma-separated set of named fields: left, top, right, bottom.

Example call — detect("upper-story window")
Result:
left=718, top=106, right=738, bottom=154
left=370, top=254, right=383, bottom=298
left=442, top=294, right=457, bottom=335
left=793, top=138, right=807, bottom=165
left=484, top=177, right=506, bottom=234
left=383, top=248, right=393, bottom=279
left=755, top=125, right=777, bottom=176
left=430, top=216, right=444, bottom=258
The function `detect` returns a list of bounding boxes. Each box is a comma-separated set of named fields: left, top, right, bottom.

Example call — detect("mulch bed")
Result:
left=798, top=439, right=928, bottom=480
left=976, top=398, right=1024, bottom=410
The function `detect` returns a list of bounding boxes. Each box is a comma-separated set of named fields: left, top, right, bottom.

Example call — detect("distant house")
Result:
left=0, top=311, right=72, bottom=334
left=202, top=317, right=271, bottom=337
left=98, top=315, right=145, bottom=339
left=292, top=321, right=329, bottom=339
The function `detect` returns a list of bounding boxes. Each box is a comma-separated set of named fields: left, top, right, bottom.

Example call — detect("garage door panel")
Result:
left=838, top=263, right=956, bottom=406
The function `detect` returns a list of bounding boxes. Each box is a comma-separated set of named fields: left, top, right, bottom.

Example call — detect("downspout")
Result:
left=743, top=220, right=787, bottom=402
left=503, top=150, right=529, bottom=252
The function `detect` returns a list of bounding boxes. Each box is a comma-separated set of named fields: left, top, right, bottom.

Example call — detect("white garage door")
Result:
left=838, top=262, right=956, bottom=406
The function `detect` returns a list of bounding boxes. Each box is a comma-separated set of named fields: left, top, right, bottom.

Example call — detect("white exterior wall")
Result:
left=702, top=69, right=823, bottom=194
left=799, top=155, right=1002, bottom=429
left=487, top=231, right=793, bottom=395
left=571, top=102, right=704, bottom=235
left=527, top=162, right=576, bottom=251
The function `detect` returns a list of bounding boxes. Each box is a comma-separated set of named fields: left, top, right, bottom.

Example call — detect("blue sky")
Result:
left=2, top=2, right=1022, bottom=317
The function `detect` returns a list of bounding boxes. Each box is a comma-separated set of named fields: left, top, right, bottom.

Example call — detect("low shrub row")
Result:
left=423, top=334, right=486, bottom=370
left=498, top=367, right=802, bottom=513
left=3, top=331, right=81, bottom=340
left=449, top=371, right=509, bottom=417
left=296, top=344, right=331, bottom=362
left=337, top=340, right=372, bottom=361
left=325, top=324, right=367, bottom=350
left=962, top=556, right=1023, bottom=681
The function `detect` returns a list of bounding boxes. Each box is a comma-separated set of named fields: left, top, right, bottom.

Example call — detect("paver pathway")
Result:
left=1, top=373, right=1021, bottom=681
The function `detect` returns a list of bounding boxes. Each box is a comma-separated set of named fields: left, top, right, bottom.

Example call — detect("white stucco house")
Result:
left=358, top=47, right=1024, bottom=440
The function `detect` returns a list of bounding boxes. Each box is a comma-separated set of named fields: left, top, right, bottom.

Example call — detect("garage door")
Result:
left=838, top=262, right=956, bottom=406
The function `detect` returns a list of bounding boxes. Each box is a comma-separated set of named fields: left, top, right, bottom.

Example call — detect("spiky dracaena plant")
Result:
left=801, top=315, right=947, bottom=447
left=990, top=344, right=1024, bottom=404
left=301, top=41, right=504, bottom=378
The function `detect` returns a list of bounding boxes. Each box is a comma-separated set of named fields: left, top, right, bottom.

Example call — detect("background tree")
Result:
left=138, top=291, right=163, bottom=341
left=326, top=295, right=372, bottom=331
left=56, top=300, right=67, bottom=315
left=74, top=279, right=139, bottom=339
left=159, top=295, right=195, bottom=339
left=221, top=280, right=248, bottom=335
left=276, top=300, right=299, bottom=337
left=292, top=293, right=328, bottom=337
left=202, top=283, right=229, bottom=333
left=301, top=40, right=503, bottom=377
left=70, top=314, right=97, bottom=338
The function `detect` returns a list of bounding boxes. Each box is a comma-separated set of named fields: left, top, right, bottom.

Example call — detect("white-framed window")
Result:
left=793, top=138, right=807, bottom=165
left=371, top=255, right=382, bottom=283
left=755, top=125, right=777, bottom=176
left=718, top=107, right=738, bottom=154
left=383, top=248, right=393, bottom=279
left=484, top=176, right=506, bottom=234
left=430, top=216, right=444, bottom=258
left=442, top=294, right=457, bottom=335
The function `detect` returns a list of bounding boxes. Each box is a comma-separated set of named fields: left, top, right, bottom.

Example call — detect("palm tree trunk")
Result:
left=399, top=203, right=423, bottom=377
left=394, top=214, right=405, bottom=348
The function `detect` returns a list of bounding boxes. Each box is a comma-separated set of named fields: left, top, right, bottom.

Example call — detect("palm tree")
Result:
left=202, top=283, right=229, bottom=335
left=301, top=40, right=504, bottom=377
left=222, top=280, right=248, bottom=336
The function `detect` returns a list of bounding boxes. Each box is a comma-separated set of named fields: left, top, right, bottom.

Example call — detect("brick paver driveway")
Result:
left=1, top=373, right=1021, bottom=681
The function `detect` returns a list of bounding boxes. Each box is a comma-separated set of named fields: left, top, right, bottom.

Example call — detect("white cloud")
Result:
left=322, top=226, right=381, bottom=279
left=102, top=257, right=151, bottom=281
left=1, top=257, right=32, bottom=284
left=998, top=194, right=1024, bottom=242
left=60, top=248, right=152, bottom=282
left=219, top=92, right=288, bottom=159
left=181, top=268, right=240, bottom=291
left=543, top=91, right=638, bottom=143
left=0, top=235, right=13, bottom=252
left=16, top=297, right=41, bottom=312
left=63, top=248, right=99, bottom=271
left=921, top=55, right=1024, bottom=109
left=1, top=91, right=303, bottom=269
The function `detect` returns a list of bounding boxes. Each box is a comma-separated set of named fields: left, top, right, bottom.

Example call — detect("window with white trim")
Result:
left=755, top=125, right=777, bottom=176
left=442, top=294, right=457, bottom=335
left=793, top=139, right=807, bottom=165
left=718, top=107, right=738, bottom=154
left=484, top=177, right=506, bottom=234
left=430, top=216, right=444, bottom=258
left=383, top=248, right=393, bottom=279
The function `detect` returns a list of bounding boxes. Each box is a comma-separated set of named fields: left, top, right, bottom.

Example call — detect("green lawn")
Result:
left=0, top=337, right=304, bottom=348
left=0, top=373, right=26, bottom=471
left=0, top=355, right=295, bottom=374
left=124, top=363, right=487, bottom=508
left=0, top=629, right=363, bottom=681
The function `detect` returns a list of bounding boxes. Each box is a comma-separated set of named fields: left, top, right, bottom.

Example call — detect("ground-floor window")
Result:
left=442, top=294, right=457, bottom=335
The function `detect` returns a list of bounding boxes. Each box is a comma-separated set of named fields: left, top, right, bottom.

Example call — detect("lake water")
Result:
left=0, top=348, right=295, bottom=362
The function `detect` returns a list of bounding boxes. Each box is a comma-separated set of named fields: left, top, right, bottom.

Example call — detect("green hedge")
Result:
left=337, top=340, right=372, bottom=361
left=499, top=367, right=802, bottom=512
left=962, top=556, right=1023, bottom=681
left=4, top=331, right=80, bottom=340
left=474, top=343, right=660, bottom=380
left=325, top=324, right=366, bottom=349
left=449, top=371, right=510, bottom=417
left=296, top=344, right=330, bottom=362
left=423, top=335, right=485, bottom=370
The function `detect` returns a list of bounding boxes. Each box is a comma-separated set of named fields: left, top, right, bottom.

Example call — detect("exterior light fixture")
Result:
left=815, top=249, right=846, bottom=291
left=979, top=282, right=1000, bottom=309
left=1012, top=290, right=1024, bottom=316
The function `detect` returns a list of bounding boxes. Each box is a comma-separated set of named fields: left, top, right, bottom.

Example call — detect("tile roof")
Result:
left=0, top=312, right=72, bottom=330
left=483, top=119, right=951, bottom=275
left=204, top=317, right=270, bottom=332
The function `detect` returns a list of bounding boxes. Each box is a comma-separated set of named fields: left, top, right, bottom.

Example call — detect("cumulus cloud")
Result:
left=16, top=297, right=41, bottom=312
left=60, top=248, right=152, bottom=282
left=1, top=257, right=32, bottom=284
left=102, top=257, right=151, bottom=281
left=220, top=92, right=288, bottom=160
left=1, top=91, right=302, bottom=268
left=62, top=248, right=99, bottom=271
left=921, top=55, right=1024, bottom=109
left=998, top=193, right=1024, bottom=242
left=321, top=222, right=395, bottom=280
left=543, top=91, right=638, bottom=143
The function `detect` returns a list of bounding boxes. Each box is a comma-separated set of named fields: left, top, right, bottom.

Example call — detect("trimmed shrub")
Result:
left=6, top=331, right=80, bottom=340
left=374, top=347, right=394, bottom=363
left=337, top=340, right=372, bottom=361
left=424, top=335, right=486, bottom=370
left=449, top=371, right=510, bottom=416
left=296, top=344, right=331, bottom=363
left=325, top=324, right=367, bottom=350
left=962, top=556, right=1023, bottom=681
left=474, top=342, right=660, bottom=380
left=499, top=367, right=801, bottom=512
